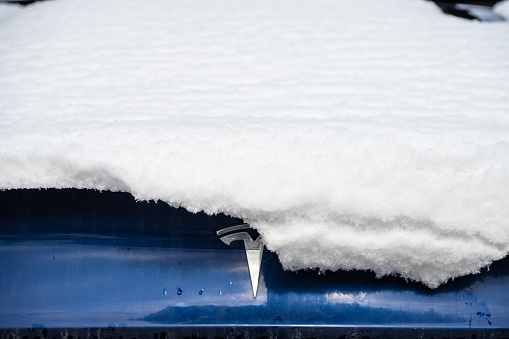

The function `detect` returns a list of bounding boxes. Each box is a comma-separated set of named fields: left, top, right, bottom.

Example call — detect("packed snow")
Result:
left=1, top=0, right=509, bottom=288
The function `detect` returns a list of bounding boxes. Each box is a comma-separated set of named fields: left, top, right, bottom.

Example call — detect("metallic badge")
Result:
left=217, top=224, right=264, bottom=298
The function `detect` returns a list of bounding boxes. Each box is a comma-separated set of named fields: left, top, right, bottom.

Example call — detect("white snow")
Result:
left=495, top=0, right=509, bottom=17
left=1, top=0, right=509, bottom=288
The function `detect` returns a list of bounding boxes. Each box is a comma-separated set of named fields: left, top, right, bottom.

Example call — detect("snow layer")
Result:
left=1, top=0, right=509, bottom=288
left=495, top=0, right=509, bottom=17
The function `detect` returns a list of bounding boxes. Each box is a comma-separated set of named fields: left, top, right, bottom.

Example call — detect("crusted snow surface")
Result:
left=1, top=0, right=509, bottom=288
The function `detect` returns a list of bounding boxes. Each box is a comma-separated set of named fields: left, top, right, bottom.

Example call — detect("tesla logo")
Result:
left=217, top=224, right=264, bottom=298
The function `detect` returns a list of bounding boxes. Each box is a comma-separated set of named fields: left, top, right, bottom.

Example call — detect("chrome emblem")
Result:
left=217, top=224, right=264, bottom=298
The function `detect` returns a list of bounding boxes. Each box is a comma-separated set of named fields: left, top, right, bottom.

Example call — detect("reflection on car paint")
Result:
left=0, top=234, right=508, bottom=328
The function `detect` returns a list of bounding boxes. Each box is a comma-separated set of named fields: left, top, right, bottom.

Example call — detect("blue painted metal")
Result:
left=0, top=189, right=508, bottom=329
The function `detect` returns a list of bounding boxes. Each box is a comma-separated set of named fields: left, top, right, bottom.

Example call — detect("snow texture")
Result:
left=1, top=0, right=509, bottom=288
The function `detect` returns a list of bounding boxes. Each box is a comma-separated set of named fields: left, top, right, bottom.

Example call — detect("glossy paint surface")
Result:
left=0, top=189, right=508, bottom=329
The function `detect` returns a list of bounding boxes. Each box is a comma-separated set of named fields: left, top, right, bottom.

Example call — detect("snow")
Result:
left=1, top=0, right=509, bottom=288
left=495, top=0, right=509, bottom=17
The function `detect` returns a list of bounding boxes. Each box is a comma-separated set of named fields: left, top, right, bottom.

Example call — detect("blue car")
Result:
left=1, top=189, right=508, bottom=338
